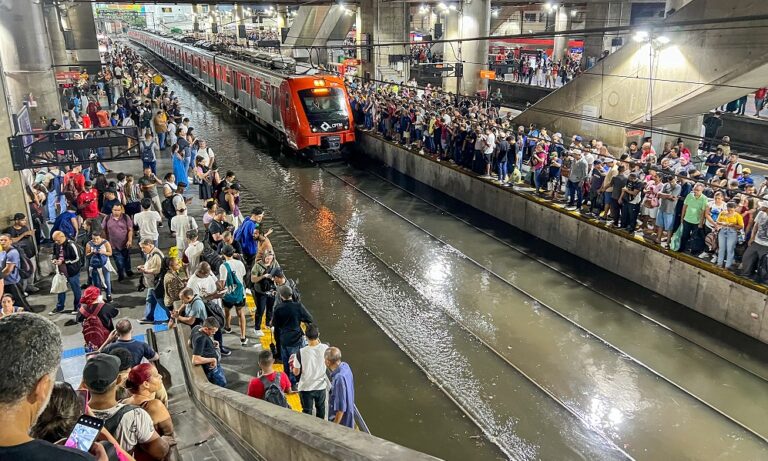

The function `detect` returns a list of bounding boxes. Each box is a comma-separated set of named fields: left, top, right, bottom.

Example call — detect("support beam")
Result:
left=442, top=0, right=491, bottom=96
left=68, top=2, right=101, bottom=73
left=359, top=0, right=408, bottom=83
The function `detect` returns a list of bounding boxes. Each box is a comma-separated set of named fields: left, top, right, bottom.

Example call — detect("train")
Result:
left=128, top=30, right=356, bottom=161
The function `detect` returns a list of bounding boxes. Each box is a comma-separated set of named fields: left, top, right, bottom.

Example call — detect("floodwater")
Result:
left=142, top=48, right=768, bottom=460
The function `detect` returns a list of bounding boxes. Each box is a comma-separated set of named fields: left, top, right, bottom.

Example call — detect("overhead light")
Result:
left=438, top=2, right=447, bottom=10
left=655, top=35, right=670, bottom=44
left=492, top=9, right=499, bottom=18
left=633, top=30, right=649, bottom=42
left=448, top=4, right=456, bottom=11
left=571, top=9, right=577, bottom=17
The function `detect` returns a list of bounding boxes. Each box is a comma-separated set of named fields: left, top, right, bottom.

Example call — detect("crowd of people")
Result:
left=347, top=78, right=768, bottom=280
left=488, top=49, right=582, bottom=88
left=0, top=40, right=359, bottom=461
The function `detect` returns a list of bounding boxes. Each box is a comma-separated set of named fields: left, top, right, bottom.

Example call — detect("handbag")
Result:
left=50, top=272, right=68, bottom=294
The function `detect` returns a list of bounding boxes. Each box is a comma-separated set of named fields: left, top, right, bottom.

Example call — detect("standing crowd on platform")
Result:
left=0, top=40, right=358, bottom=461
left=348, top=78, right=768, bottom=281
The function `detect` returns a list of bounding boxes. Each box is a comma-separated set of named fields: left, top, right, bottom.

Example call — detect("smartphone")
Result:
left=64, top=415, right=103, bottom=452
left=76, top=389, right=89, bottom=414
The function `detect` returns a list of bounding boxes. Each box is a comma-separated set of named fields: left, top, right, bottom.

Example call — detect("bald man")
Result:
left=325, top=347, right=355, bottom=428
left=50, top=230, right=84, bottom=314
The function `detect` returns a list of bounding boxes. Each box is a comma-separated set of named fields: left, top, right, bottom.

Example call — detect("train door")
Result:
left=250, top=77, right=258, bottom=111
left=272, top=85, right=281, bottom=128
left=233, top=71, right=240, bottom=100
left=279, top=81, right=296, bottom=143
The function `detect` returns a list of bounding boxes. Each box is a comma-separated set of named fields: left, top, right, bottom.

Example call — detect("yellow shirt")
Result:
left=717, top=212, right=744, bottom=228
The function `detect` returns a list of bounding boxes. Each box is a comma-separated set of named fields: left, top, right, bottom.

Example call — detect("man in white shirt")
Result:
left=186, top=262, right=220, bottom=307
left=482, top=128, right=496, bottom=178
left=196, top=139, right=215, bottom=168
left=291, top=324, right=329, bottom=419
left=219, top=244, right=248, bottom=346
left=133, top=198, right=162, bottom=246
left=184, top=229, right=205, bottom=276
left=170, top=207, right=198, bottom=252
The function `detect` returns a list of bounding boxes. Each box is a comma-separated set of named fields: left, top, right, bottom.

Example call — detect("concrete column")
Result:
left=0, top=0, right=61, bottom=125
left=43, top=1, right=73, bottom=68
left=442, top=0, right=491, bottom=96
left=582, top=1, right=630, bottom=68
left=235, top=4, right=245, bottom=44
left=209, top=5, right=218, bottom=39
left=193, top=4, right=203, bottom=34
left=552, top=7, right=570, bottom=63
left=359, top=0, right=408, bottom=83
left=67, top=2, right=101, bottom=73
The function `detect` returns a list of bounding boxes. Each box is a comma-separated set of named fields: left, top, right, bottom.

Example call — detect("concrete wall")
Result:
left=174, top=326, right=439, bottom=461
left=356, top=132, right=768, bottom=344
left=488, top=80, right=553, bottom=109
left=719, top=115, right=768, bottom=158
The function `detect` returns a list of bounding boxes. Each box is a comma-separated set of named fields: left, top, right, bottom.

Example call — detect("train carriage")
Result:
left=128, top=30, right=354, bottom=161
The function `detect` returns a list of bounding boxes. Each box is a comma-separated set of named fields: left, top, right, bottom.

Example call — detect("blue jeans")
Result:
left=90, top=266, right=111, bottom=297
left=56, top=273, right=82, bottom=311
left=566, top=181, right=583, bottom=207
left=534, top=168, right=546, bottom=190
left=157, top=132, right=166, bottom=150
left=717, top=228, right=738, bottom=267
left=205, top=363, right=227, bottom=387
left=47, top=191, right=67, bottom=222
left=364, top=113, right=373, bottom=129
left=281, top=339, right=307, bottom=387
left=143, top=160, right=157, bottom=175
left=112, top=248, right=131, bottom=278
left=498, top=160, right=508, bottom=182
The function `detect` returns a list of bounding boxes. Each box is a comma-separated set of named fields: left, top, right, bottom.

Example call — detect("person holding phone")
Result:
left=0, top=314, right=107, bottom=460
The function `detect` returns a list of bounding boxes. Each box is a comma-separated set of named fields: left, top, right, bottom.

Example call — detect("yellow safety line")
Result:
left=246, top=293, right=303, bottom=412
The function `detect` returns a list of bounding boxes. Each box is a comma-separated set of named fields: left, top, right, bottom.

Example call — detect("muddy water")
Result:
left=142, top=48, right=768, bottom=460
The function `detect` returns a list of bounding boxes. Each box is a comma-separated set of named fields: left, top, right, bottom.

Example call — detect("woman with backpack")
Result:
left=86, top=231, right=114, bottom=303
left=76, top=285, right=118, bottom=352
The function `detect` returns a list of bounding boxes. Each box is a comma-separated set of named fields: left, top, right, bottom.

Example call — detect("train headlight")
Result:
left=312, top=127, right=317, bottom=132
left=343, top=125, right=349, bottom=130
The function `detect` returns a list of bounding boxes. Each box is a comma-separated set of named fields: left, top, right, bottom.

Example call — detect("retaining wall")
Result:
left=175, top=326, right=439, bottom=461
left=356, top=132, right=768, bottom=344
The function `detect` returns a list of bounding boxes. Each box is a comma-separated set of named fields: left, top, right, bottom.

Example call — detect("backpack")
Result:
left=222, top=262, right=244, bottom=304
left=758, top=253, right=768, bottom=284
left=6, top=246, right=32, bottom=280
left=259, top=372, right=289, bottom=408
left=201, top=245, right=223, bottom=274
left=103, top=404, right=137, bottom=437
left=141, top=142, right=155, bottom=163
left=202, top=298, right=226, bottom=329
left=88, top=242, right=108, bottom=268
left=80, top=303, right=110, bottom=351
left=161, top=194, right=178, bottom=220
left=52, top=173, right=64, bottom=197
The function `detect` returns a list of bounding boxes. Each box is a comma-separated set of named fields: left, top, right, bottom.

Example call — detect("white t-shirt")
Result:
left=184, top=240, right=205, bottom=276
left=90, top=404, right=154, bottom=453
left=196, top=147, right=214, bottom=166
left=171, top=214, right=198, bottom=251
left=483, top=133, right=496, bottom=155
left=133, top=210, right=161, bottom=241
left=186, top=274, right=220, bottom=306
left=294, top=342, right=330, bottom=392
left=219, top=259, right=246, bottom=286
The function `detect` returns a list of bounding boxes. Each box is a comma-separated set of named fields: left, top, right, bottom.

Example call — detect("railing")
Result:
left=8, top=126, right=141, bottom=171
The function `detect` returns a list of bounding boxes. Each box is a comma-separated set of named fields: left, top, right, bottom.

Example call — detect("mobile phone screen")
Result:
left=64, top=415, right=103, bottom=452
left=76, top=389, right=89, bottom=414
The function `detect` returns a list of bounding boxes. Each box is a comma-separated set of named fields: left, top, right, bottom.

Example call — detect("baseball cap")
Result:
left=83, top=354, right=121, bottom=393
left=12, top=213, right=25, bottom=221
left=743, top=168, right=752, bottom=174
left=574, top=135, right=583, bottom=142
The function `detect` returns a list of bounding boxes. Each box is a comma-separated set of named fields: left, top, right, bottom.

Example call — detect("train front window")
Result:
left=298, top=88, right=348, bottom=116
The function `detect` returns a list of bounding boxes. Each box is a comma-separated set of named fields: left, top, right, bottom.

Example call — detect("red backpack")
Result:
left=80, top=303, right=110, bottom=352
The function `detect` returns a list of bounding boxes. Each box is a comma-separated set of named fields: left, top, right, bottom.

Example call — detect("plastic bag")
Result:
left=669, top=226, right=683, bottom=251
left=50, top=272, right=68, bottom=294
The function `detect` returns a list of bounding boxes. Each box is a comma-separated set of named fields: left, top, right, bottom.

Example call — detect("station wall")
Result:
left=356, top=132, right=768, bottom=344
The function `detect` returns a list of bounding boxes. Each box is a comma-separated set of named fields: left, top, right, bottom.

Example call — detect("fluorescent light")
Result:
left=633, top=30, right=649, bottom=42
left=448, top=4, right=456, bottom=11
left=656, top=35, right=670, bottom=44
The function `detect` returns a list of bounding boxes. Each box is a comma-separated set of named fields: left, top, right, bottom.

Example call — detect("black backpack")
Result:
left=161, top=194, right=178, bottom=220
left=757, top=253, right=768, bottom=283
left=201, top=245, right=223, bottom=274
left=260, top=372, right=289, bottom=408
left=141, top=142, right=155, bottom=163
left=9, top=246, right=33, bottom=280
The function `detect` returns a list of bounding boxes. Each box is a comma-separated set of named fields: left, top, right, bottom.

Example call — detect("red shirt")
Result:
left=77, top=189, right=100, bottom=219
left=64, top=172, right=85, bottom=193
left=756, top=88, right=767, bottom=100
left=247, top=371, right=291, bottom=399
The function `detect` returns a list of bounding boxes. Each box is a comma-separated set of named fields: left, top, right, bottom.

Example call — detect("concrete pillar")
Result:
left=193, top=4, right=203, bottom=34
left=209, top=5, right=218, bottom=39
left=235, top=4, right=245, bottom=45
left=67, top=3, right=101, bottom=73
left=442, top=0, right=491, bottom=96
left=43, top=1, right=73, bottom=68
left=582, top=1, right=630, bottom=68
left=552, top=7, right=570, bottom=63
left=0, top=0, right=61, bottom=125
left=359, top=0, right=408, bottom=83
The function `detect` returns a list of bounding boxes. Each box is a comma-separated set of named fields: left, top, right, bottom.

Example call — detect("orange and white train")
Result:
left=129, top=30, right=355, bottom=161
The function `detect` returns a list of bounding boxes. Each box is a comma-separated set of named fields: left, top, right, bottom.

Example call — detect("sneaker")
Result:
left=223, top=327, right=233, bottom=334
left=711, top=256, right=718, bottom=263
left=220, top=347, right=232, bottom=357
left=240, top=337, right=249, bottom=346
left=49, top=309, right=63, bottom=316
left=245, top=288, right=252, bottom=296
left=698, top=251, right=710, bottom=259
left=139, top=318, right=155, bottom=324
left=254, top=329, right=265, bottom=338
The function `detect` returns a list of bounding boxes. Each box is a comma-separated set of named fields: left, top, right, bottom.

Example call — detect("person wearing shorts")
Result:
left=652, top=176, right=681, bottom=245
left=218, top=245, right=248, bottom=346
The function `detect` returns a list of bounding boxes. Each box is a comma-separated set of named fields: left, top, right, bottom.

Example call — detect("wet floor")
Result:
left=140, top=47, right=768, bottom=460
